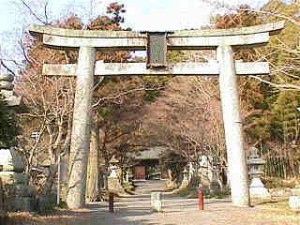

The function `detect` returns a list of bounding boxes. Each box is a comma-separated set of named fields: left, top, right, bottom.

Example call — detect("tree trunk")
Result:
left=86, top=121, right=100, bottom=202
left=104, top=161, right=109, bottom=191
left=99, top=128, right=109, bottom=191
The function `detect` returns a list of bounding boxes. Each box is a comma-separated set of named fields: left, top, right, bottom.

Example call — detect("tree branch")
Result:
left=20, top=0, right=50, bottom=25
left=92, top=86, right=165, bottom=108
left=250, top=75, right=300, bottom=91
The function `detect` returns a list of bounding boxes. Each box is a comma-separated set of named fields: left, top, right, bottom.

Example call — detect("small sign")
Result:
left=146, top=32, right=168, bottom=69
left=31, top=131, right=40, bottom=139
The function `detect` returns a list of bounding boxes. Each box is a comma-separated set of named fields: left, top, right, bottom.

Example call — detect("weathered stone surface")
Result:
left=169, top=32, right=270, bottom=49
left=0, top=172, right=27, bottom=185
left=209, top=180, right=222, bottom=196
left=170, top=21, right=285, bottom=37
left=30, top=25, right=146, bottom=38
left=179, top=179, right=190, bottom=190
left=43, top=34, right=147, bottom=49
left=0, top=90, right=22, bottom=106
left=249, top=177, right=271, bottom=199
left=0, top=148, right=25, bottom=172
left=14, top=184, right=35, bottom=197
left=151, top=192, right=162, bottom=212
left=29, top=21, right=284, bottom=49
left=66, top=46, right=95, bottom=209
left=0, top=149, right=35, bottom=212
left=289, top=196, right=300, bottom=212
left=270, top=188, right=292, bottom=197
left=108, top=178, right=124, bottom=194
left=218, top=44, right=250, bottom=207
left=43, top=61, right=270, bottom=77
left=31, top=21, right=284, bottom=38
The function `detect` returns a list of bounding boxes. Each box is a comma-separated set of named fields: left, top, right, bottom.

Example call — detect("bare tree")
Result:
left=143, top=75, right=226, bottom=180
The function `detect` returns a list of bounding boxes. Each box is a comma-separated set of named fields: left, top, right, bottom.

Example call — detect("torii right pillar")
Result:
left=210, top=21, right=284, bottom=206
left=218, top=44, right=249, bottom=206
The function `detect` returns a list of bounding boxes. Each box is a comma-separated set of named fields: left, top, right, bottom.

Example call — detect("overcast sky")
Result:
left=0, top=0, right=271, bottom=71
left=0, top=0, right=270, bottom=32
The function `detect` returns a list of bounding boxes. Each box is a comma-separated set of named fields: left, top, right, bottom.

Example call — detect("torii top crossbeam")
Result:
left=30, top=21, right=284, bottom=49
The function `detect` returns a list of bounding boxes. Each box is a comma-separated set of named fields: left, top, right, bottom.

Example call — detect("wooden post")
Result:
left=217, top=45, right=250, bottom=207
left=198, top=187, right=204, bottom=210
left=109, top=193, right=114, bottom=213
left=57, top=154, right=61, bottom=206
left=66, top=46, right=96, bottom=209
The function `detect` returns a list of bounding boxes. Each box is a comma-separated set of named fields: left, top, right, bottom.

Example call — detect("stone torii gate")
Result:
left=30, top=21, right=284, bottom=209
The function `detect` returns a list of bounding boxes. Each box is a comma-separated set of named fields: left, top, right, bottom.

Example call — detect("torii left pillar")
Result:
left=67, top=47, right=95, bottom=208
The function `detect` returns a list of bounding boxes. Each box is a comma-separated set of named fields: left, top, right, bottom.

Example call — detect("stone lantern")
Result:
left=0, top=148, right=35, bottom=211
left=288, top=182, right=300, bottom=212
left=179, top=166, right=190, bottom=190
left=247, top=147, right=270, bottom=198
left=108, top=156, right=124, bottom=193
left=209, top=163, right=221, bottom=195
left=182, top=167, right=189, bottom=181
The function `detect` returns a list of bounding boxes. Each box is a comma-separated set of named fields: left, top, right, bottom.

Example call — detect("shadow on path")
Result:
left=11, top=181, right=300, bottom=225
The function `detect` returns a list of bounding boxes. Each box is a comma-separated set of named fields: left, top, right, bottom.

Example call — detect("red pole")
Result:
left=198, top=188, right=204, bottom=210
left=109, top=193, right=114, bottom=213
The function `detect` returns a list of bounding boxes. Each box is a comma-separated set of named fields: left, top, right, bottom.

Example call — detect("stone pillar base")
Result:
left=151, top=192, right=162, bottom=212
left=289, top=186, right=300, bottom=212
left=249, top=177, right=270, bottom=199
left=289, top=196, right=300, bottom=212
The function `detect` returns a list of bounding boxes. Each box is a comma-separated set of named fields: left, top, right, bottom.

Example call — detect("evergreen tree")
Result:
left=0, top=94, right=17, bottom=147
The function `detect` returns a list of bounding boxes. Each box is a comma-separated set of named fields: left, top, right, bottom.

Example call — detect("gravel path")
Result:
left=13, top=181, right=299, bottom=225
left=40, top=194, right=299, bottom=225
left=36, top=181, right=299, bottom=225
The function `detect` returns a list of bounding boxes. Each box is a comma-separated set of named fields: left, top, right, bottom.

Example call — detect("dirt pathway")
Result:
left=35, top=194, right=299, bottom=225
left=11, top=181, right=300, bottom=225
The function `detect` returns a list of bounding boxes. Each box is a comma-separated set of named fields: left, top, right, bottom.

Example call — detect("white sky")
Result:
left=0, top=0, right=269, bottom=32
left=0, top=0, right=270, bottom=71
